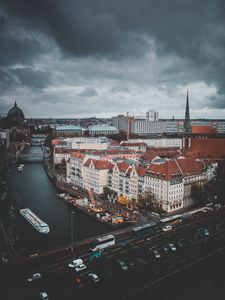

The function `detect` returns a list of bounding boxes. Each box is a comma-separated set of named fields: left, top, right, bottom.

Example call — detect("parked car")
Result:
left=203, top=229, right=210, bottom=236
left=153, top=250, right=161, bottom=259
left=68, top=258, right=83, bottom=268
left=88, top=273, right=100, bottom=283
left=118, top=259, right=129, bottom=271
left=162, top=225, right=172, bottom=232
left=163, top=245, right=169, bottom=253
left=168, top=243, right=176, bottom=251
left=39, top=292, right=49, bottom=300
left=74, top=277, right=85, bottom=288
left=27, top=273, right=41, bottom=282
left=75, top=264, right=87, bottom=272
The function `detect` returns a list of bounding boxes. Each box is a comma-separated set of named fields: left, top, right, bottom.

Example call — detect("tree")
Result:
left=137, top=189, right=155, bottom=209
left=191, top=184, right=207, bottom=204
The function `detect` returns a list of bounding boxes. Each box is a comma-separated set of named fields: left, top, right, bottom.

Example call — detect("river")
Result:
left=7, top=145, right=110, bottom=255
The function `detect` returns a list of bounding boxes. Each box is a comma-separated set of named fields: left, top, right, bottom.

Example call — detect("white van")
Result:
left=68, top=258, right=83, bottom=268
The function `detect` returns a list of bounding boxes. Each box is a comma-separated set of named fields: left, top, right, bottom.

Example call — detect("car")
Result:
left=89, top=250, right=103, bottom=261
left=27, top=273, right=41, bottom=282
left=39, top=292, right=49, bottom=300
left=75, top=264, right=87, bottom=272
left=214, top=203, right=221, bottom=209
left=88, top=272, right=100, bottom=283
left=162, top=225, right=172, bottom=232
left=74, top=277, right=85, bottom=288
left=118, top=259, right=129, bottom=271
left=203, top=229, right=210, bottom=236
left=68, top=258, right=83, bottom=268
left=153, top=250, right=161, bottom=259
left=168, top=243, right=176, bottom=251
left=163, top=245, right=169, bottom=253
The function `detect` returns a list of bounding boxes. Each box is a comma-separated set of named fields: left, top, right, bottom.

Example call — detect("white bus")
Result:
left=90, top=234, right=115, bottom=252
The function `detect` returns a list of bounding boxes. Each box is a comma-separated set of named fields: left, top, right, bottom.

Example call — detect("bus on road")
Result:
left=131, top=222, right=158, bottom=238
left=160, top=214, right=182, bottom=226
left=90, top=234, right=115, bottom=252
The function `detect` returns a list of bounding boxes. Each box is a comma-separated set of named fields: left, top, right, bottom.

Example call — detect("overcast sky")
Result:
left=0, top=0, right=225, bottom=119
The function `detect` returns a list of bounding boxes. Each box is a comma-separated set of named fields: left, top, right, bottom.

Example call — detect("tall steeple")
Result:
left=184, top=90, right=191, bottom=133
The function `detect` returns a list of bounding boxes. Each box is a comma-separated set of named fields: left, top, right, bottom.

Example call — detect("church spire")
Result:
left=14, top=99, right=17, bottom=107
left=184, top=90, right=191, bottom=133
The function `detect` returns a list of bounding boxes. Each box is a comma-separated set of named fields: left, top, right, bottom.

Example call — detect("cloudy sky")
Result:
left=0, top=0, right=225, bottom=119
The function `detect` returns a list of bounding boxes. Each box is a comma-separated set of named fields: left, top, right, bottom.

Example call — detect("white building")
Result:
left=66, top=152, right=87, bottom=188
left=128, top=138, right=183, bottom=149
left=54, top=147, right=71, bottom=165
left=67, top=136, right=111, bottom=150
left=83, top=159, right=112, bottom=194
left=89, top=125, right=119, bottom=136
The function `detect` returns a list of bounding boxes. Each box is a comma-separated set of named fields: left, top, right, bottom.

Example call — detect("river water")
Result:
left=8, top=146, right=110, bottom=255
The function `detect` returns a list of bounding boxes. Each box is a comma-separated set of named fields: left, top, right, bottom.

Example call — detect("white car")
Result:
left=168, top=243, right=176, bottom=251
left=68, top=258, right=83, bottom=268
left=162, top=225, right=172, bottom=232
left=153, top=250, right=161, bottom=259
left=27, top=273, right=41, bottom=282
left=39, top=292, right=49, bottom=300
left=118, top=260, right=129, bottom=271
left=88, top=272, right=100, bottom=283
left=75, top=264, right=87, bottom=272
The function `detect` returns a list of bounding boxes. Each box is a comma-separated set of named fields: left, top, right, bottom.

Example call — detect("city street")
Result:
left=2, top=206, right=225, bottom=300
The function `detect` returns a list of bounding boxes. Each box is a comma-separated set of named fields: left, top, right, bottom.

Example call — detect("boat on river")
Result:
left=17, top=164, right=24, bottom=172
left=57, top=193, right=76, bottom=204
left=19, top=208, right=50, bottom=234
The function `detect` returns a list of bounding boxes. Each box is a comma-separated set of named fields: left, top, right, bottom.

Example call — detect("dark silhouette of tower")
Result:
left=183, top=90, right=191, bottom=133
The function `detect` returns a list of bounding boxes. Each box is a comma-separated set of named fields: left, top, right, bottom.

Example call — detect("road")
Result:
left=2, top=205, right=225, bottom=300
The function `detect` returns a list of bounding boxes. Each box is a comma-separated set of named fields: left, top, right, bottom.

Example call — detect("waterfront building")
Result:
left=6, top=101, right=25, bottom=128
left=55, top=125, right=83, bottom=137
left=83, top=159, right=112, bottom=194
left=53, top=147, right=72, bottom=165
left=108, top=162, right=147, bottom=200
left=66, top=152, right=86, bottom=188
left=0, top=130, right=10, bottom=149
left=88, top=125, right=118, bottom=136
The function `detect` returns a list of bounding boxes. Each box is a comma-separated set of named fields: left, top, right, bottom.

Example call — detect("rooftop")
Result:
left=56, top=125, right=83, bottom=131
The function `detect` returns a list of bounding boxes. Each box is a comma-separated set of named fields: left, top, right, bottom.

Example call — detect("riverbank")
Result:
left=43, top=158, right=141, bottom=228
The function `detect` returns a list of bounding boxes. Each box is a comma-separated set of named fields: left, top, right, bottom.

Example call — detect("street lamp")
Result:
left=71, top=208, right=75, bottom=252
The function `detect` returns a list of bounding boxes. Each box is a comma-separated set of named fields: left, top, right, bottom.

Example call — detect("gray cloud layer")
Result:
left=0, top=0, right=225, bottom=117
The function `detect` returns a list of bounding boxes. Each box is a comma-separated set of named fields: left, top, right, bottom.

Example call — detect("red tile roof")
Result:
left=147, top=157, right=207, bottom=180
left=71, top=151, right=85, bottom=159
left=116, top=162, right=130, bottom=172
left=187, top=138, right=225, bottom=158
left=135, top=166, right=148, bottom=177
left=84, top=159, right=112, bottom=170
left=141, top=148, right=180, bottom=162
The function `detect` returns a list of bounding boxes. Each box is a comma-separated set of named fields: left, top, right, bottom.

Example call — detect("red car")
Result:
left=74, top=277, right=85, bottom=288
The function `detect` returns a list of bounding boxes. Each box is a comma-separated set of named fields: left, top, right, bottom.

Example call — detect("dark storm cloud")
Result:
left=12, top=67, right=51, bottom=89
left=0, top=11, right=47, bottom=66
left=0, top=0, right=225, bottom=116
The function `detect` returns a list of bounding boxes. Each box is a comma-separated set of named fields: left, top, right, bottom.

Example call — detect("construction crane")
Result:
left=87, top=188, right=103, bottom=213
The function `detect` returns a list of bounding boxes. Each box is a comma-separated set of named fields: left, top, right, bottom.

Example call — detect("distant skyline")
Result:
left=0, top=1, right=225, bottom=119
